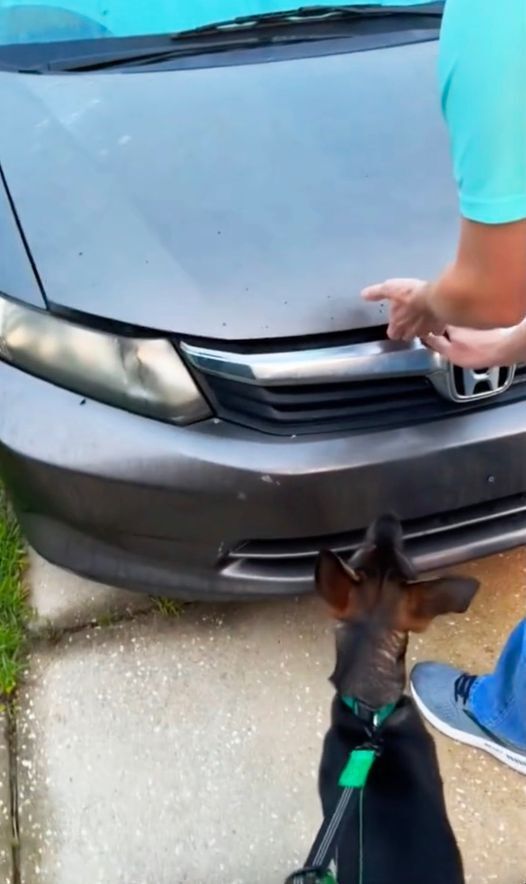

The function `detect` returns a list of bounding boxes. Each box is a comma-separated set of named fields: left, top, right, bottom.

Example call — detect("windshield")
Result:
left=0, top=1, right=439, bottom=46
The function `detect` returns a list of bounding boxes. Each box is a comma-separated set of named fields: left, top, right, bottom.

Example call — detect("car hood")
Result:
left=0, top=43, right=457, bottom=340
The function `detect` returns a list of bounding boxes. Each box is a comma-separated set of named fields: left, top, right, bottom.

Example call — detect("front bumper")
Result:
left=1, top=362, right=526, bottom=600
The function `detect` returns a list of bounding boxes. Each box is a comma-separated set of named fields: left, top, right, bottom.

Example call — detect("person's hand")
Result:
left=422, top=327, right=509, bottom=369
left=362, top=278, right=445, bottom=341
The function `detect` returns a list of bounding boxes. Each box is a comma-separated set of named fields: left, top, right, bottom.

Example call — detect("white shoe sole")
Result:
left=411, top=684, right=526, bottom=777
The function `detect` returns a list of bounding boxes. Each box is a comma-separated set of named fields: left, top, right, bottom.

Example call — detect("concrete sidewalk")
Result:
left=9, top=550, right=526, bottom=883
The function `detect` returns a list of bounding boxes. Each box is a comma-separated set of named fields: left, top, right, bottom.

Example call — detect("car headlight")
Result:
left=0, top=295, right=211, bottom=424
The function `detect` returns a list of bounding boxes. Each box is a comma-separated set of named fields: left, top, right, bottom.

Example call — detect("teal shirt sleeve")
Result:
left=439, top=0, right=526, bottom=224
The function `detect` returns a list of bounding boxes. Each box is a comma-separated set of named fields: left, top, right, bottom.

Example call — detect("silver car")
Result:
left=1, top=1, right=525, bottom=600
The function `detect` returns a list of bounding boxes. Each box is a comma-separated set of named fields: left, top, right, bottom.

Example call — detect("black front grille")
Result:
left=223, top=493, right=526, bottom=582
left=199, top=363, right=526, bottom=436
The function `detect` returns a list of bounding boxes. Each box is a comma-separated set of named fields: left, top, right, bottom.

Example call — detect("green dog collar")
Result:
left=342, top=696, right=397, bottom=728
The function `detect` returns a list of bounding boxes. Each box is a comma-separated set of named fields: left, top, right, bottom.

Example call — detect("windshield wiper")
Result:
left=26, top=35, right=288, bottom=72
left=171, top=3, right=444, bottom=39
left=24, top=3, right=443, bottom=73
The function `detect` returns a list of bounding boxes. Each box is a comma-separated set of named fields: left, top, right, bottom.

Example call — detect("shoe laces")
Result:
left=454, top=673, right=477, bottom=705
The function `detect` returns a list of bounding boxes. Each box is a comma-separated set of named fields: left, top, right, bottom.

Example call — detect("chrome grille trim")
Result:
left=181, top=338, right=445, bottom=387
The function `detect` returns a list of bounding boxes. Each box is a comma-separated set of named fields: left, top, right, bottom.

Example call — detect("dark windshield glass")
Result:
left=0, top=1, right=439, bottom=46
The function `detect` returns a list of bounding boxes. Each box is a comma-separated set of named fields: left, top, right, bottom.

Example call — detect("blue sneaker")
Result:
left=410, top=663, right=526, bottom=776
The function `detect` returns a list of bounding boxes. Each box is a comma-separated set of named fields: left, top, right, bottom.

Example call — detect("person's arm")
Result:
left=420, top=218, right=526, bottom=330
left=363, top=219, right=526, bottom=339
left=363, top=0, right=526, bottom=340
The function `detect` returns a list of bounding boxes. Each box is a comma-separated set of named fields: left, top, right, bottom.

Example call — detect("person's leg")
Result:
left=410, top=619, right=526, bottom=775
left=469, top=618, right=526, bottom=748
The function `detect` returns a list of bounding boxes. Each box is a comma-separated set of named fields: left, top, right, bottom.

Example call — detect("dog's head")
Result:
left=316, top=513, right=479, bottom=710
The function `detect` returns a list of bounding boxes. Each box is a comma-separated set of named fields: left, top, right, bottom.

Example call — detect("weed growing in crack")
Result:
left=152, top=597, right=184, bottom=618
left=96, top=610, right=122, bottom=628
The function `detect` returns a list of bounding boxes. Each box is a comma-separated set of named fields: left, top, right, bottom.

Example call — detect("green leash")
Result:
left=284, top=699, right=396, bottom=884
left=337, top=743, right=376, bottom=884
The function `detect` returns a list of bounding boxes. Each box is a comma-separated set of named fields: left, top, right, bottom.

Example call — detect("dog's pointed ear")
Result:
left=399, top=574, right=480, bottom=632
left=315, top=550, right=362, bottom=618
left=349, top=543, right=376, bottom=572
left=392, top=548, right=418, bottom=582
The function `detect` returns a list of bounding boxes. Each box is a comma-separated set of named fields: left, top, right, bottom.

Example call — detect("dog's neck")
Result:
left=331, top=623, right=409, bottom=711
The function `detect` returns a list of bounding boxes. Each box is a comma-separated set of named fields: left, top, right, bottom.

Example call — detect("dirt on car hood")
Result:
left=0, top=42, right=457, bottom=340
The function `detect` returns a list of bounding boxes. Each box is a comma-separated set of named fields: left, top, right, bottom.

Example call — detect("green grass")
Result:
left=96, top=610, right=121, bottom=628
left=0, top=493, right=30, bottom=698
left=152, top=596, right=184, bottom=618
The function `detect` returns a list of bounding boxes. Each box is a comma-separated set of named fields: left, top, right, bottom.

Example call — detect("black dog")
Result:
left=315, top=514, right=479, bottom=884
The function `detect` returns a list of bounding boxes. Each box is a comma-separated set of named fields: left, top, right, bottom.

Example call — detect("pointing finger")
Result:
left=361, top=284, right=390, bottom=302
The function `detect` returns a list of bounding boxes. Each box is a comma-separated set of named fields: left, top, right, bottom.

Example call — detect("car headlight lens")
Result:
left=0, top=296, right=211, bottom=424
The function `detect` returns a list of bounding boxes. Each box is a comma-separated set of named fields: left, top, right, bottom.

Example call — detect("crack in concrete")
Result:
left=30, top=599, right=187, bottom=649
left=6, top=702, right=20, bottom=884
